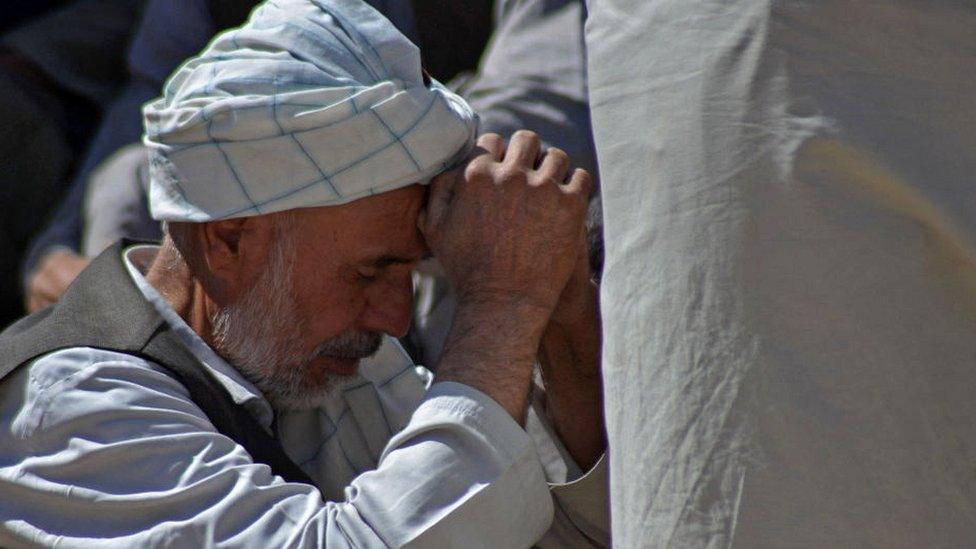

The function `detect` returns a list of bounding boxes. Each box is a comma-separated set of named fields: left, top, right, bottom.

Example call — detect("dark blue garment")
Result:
left=21, top=0, right=243, bottom=287
left=2, top=0, right=142, bottom=327
left=0, top=1, right=68, bottom=33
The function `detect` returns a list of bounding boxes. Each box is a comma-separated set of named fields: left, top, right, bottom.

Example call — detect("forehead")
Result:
left=288, top=185, right=426, bottom=260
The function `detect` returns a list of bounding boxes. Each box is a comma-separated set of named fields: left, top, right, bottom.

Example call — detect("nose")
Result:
left=359, top=268, right=415, bottom=338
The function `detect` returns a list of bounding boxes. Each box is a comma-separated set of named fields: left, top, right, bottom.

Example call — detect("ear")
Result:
left=199, top=216, right=275, bottom=301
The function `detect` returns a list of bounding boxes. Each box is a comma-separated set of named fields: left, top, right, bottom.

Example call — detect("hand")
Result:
left=549, top=229, right=597, bottom=330
left=26, top=250, right=90, bottom=312
left=422, top=131, right=592, bottom=421
left=421, top=131, right=591, bottom=319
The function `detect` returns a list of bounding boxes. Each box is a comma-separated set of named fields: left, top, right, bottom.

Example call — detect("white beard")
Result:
left=211, top=237, right=379, bottom=410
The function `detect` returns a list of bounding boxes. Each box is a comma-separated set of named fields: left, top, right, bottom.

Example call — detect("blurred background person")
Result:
left=20, top=0, right=255, bottom=316
left=0, top=0, right=142, bottom=327
left=1, top=1, right=66, bottom=31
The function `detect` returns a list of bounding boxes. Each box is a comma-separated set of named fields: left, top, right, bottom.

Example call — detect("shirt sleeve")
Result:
left=524, top=391, right=611, bottom=548
left=1, top=349, right=553, bottom=548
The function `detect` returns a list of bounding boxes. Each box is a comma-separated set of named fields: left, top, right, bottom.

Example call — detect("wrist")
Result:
left=454, top=291, right=552, bottom=346
left=549, top=278, right=598, bottom=330
left=435, top=340, right=536, bottom=424
left=540, top=280, right=601, bottom=383
left=434, top=296, right=550, bottom=423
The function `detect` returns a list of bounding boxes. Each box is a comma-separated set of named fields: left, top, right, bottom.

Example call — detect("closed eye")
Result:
left=372, top=255, right=418, bottom=269
left=358, top=268, right=379, bottom=282
left=356, top=254, right=421, bottom=283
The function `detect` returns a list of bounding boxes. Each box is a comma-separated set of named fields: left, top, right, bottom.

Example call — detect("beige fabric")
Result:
left=586, top=0, right=976, bottom=546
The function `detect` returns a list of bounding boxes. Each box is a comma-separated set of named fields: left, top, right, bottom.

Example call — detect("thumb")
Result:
left=421, top=170, right=457, bottom=236
left=417, top=205, right=429, bottom=235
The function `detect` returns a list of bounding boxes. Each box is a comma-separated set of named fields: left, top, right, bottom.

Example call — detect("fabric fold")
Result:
left=143, top=0, right=479, bottom=222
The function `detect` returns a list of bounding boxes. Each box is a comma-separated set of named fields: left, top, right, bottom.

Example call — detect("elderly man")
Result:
left=0, top=1, right=606, bottom=547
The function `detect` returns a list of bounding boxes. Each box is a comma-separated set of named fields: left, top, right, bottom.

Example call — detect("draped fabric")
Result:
left=586, top=0, right=976, bottom=545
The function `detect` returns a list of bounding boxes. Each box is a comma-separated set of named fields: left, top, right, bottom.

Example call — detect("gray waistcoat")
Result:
left=0, top=240, right=315, bottom=486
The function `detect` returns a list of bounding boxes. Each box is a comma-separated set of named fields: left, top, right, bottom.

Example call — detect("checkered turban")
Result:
left=143, top=0, right=479, bottom=222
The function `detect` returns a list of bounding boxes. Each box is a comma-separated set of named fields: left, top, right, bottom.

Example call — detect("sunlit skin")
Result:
left=146, top=185, right=427, bottom=380
left=277, top=186, right=427, bottom=377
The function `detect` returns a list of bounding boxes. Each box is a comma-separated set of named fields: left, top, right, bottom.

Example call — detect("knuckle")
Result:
left=561, top=186, right=588, bottom=210
left=478, top=132, right=502, bottom=144
left=573, top=170, right=593, bottom=192
left=526, top=169, right=544, bottom=184
left=512, top=129, right=540, bottom=144
left=477, top=132, right=504, bottom=149
left=547, top=147, right=569, bottom=163
left=464, top=157, right=493, bottom=180
left=496, top=163, right=526, bottom=184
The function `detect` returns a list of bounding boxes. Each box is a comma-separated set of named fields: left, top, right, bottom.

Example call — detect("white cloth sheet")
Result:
left=586, top=0, right=976, bottom=546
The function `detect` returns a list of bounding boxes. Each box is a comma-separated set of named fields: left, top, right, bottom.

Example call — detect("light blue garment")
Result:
left=142, top=0, right=479, bottom=222
left=587, top=0, right=976, bottom=545
left=0, top=245, right=607, bottom=547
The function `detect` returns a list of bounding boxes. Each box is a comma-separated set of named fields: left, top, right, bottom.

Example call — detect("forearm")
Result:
left=16, top=353, right=553, bottom=547
left=539, top=279, right=605, bottom=470
left=434, top=297, right=550, bottom=423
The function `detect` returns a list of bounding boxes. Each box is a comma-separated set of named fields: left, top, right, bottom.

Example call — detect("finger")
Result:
left=26, top=286, right=55, bottom=312
left=421, top=170, right=457, bottom=235
left=562, top=168, right=593, bottom=197
left=26, top=296, right=50, bottom=313
left=504, top=130, right=541, bottom=169
left=30, top=273, right=56, bottom=300
left=416, top=203, right=429, bottom=234
left=35, top=282, right=62, bottom=304
left=55, top=269, right=80, bottom=288
left=535, top=147, right=570, bottom=185
left=475, top=133, right=506, bottom=161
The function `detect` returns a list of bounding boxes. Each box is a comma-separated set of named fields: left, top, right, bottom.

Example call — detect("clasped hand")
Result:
left=421, top=130, right=591, bottom=322
left=421, top=130, right=594, bottom=422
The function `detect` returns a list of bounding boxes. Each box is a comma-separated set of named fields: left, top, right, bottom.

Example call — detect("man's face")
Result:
left=211, top=184, right=428, bottom=409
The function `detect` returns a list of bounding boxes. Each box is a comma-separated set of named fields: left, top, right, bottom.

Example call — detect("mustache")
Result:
left=307, top=331, right=383, bottom=361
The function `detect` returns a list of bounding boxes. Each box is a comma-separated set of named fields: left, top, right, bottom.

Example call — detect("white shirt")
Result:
left=0, top=246, right=607, bottom=548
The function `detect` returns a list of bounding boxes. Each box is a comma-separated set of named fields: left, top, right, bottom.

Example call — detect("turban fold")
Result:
left=143, top=0, right=479, bottom=222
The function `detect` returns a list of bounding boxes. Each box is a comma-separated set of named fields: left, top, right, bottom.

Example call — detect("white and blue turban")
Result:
left=143, top=0, right=479, bottom=222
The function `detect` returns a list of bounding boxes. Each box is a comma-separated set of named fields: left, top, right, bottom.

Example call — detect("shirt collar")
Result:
left=121, top=243, right=430, bottom=438
left=122, top=244, right=276, bottom=429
